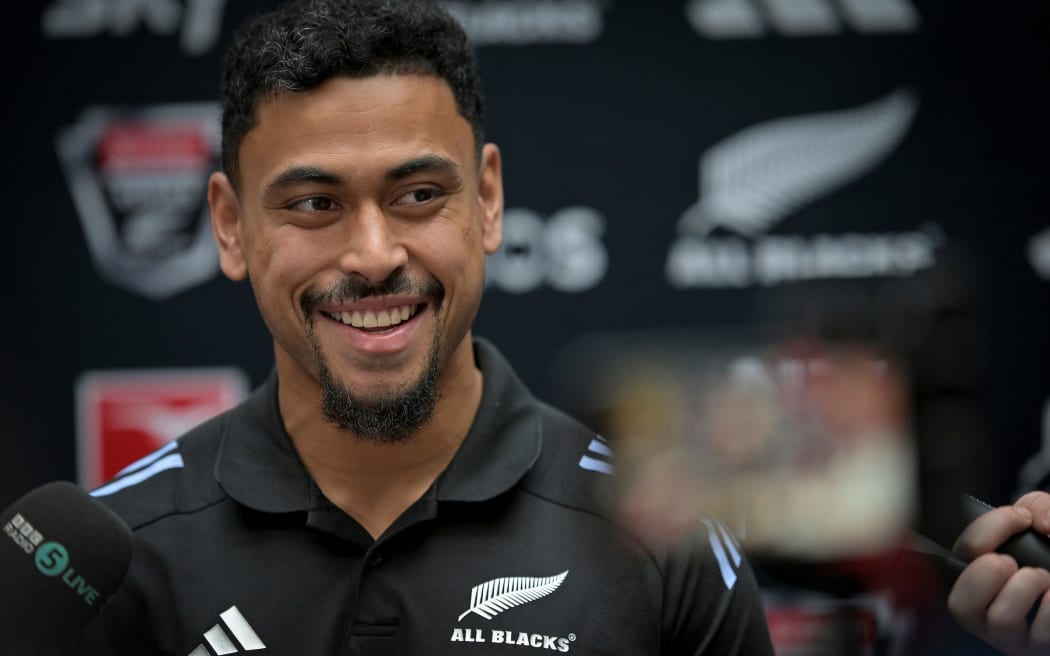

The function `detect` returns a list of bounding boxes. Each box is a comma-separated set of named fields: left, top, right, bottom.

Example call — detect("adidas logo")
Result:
left=577, top=435, right=613, bottom=475
left=187, top=605, right=266, bottom=655
left=686, top=0, right=920, bottom=39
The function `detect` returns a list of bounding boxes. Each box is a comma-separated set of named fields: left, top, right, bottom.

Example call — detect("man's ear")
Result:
left=478, top=143, right=503, bottom=255
left=208, top=172, right=248, bottom=281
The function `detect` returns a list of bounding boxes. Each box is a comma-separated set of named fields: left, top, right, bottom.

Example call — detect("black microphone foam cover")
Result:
left=0, top=481, right=133, bottom=643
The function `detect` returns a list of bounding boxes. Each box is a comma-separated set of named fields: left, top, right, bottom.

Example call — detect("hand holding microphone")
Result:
left=0, top=481, right=133, bottom=654
left=947, top=491, right=1050, bottom=655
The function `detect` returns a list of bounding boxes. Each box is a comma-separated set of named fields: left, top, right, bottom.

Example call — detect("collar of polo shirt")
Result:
left=214, top=338, right=543, bottom=516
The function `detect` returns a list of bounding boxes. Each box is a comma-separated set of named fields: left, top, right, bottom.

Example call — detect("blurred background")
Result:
left=3, top=1, right=1048, bottom=653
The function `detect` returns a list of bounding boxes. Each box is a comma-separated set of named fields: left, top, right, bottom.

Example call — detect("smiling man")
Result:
left=63, top=1, right=774, bottom=654
left=207, top=70, right=503, bottom=538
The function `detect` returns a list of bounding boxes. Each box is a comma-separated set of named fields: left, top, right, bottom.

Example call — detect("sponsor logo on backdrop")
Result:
left=487, top=207, right=608, bottom=293
left=452, top=571, right=575, bottom=651
left=686, top=0, right=919, bottom=38
left=42, top=0, right=226, bottom=55
left=666, top=89, right=939, bottom=288
left=56, top=103, right=222, bottom=300
left=444, top=0, right=604, bottom=45
left=76, top=368, right=248, bottom=488
left=1029, top=228, right=1050, bottom=280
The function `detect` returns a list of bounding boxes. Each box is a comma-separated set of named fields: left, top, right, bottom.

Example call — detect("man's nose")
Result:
left=337, top=204, right=410, bottom=282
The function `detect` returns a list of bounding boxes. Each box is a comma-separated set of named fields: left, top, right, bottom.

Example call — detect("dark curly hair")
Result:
left=220, top=0, right=485, bottom=187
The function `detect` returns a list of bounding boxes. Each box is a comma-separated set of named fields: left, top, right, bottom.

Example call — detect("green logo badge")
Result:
left=35, top=541, right=69, bottom=577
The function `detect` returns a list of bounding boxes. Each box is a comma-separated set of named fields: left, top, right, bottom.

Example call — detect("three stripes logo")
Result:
left=577, top=435, right=613, bottom=475
left=187, top=606, right=266, bottom=655
left=703, top=519, right=743, bottom=590
left=686, top=0, right=919, bottom=39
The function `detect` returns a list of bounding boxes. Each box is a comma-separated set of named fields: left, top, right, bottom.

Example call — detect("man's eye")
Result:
left=289, top=197, right=335, bottom=211
left=394, top=188, right=444, bottom=206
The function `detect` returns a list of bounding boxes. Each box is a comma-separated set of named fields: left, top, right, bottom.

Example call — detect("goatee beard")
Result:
left=302, top=270, right=445, bottom=444
left=314, top=334, right=441, bottom=444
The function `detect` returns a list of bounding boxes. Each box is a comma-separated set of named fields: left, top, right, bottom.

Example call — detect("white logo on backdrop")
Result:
left=1029, top=228, right=1050, bottom=280
left=666, top=89, right=938, bottom=288
left=56, top=103, right=222, bottom=300
left=42, top=0, right=226, bottom=55
left=444, top=0, right=605, bottom=45
left=686, top=0, right=919, bottom=39
left=487, top=207, right=608, bottom=293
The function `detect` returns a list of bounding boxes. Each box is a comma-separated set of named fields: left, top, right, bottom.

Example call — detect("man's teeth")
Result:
left=331, top=305, right=415, bottom=328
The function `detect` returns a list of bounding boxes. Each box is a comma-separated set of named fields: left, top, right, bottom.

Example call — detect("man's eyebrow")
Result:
left=265, top=166, right=342, bottom=193
left=386, top=155, right=459, bottom=181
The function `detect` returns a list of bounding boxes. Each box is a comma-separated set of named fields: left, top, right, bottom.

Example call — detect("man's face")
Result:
left=209, top=74, right=503, bottom=438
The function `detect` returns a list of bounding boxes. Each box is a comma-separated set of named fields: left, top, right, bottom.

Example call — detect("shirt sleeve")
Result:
left=660, top=519, right=774, bottom=655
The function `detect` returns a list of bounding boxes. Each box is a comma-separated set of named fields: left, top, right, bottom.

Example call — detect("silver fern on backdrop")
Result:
left=678, top=88, right=920, bottom=237
left=457, top=571, right=569, bottom=621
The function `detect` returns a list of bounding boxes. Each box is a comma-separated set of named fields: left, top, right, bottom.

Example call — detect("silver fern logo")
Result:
left=678, top=89, right=917, bottom=239
left=667, top=89, right=941, bottom=288
left=458, top=571, right=569, bottom=622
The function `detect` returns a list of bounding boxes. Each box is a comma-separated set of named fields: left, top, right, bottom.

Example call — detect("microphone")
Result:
left=0, top=481, right=133, bottom=649
left=912, top=493, right=1050, bottom=584
left=957, top=493, right=1050, bottom=571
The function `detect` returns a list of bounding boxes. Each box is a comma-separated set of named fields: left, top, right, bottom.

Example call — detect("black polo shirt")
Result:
left=70, top=340, right=773, bottom=655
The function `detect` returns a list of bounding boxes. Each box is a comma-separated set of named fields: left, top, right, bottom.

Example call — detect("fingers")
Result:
left=948, top=493, right=1050, bottom=655
left=1031, top=588, right=1050, bottom=647
left=949, top=553, right=1018, bottom=636
left=954, top=505, right=1034, bottom=560
left=1016, top=492, right=1050, bottom=536
left=949, top=555, right=1050, bottom=655
left=986, top=567, right=1050, bottom=652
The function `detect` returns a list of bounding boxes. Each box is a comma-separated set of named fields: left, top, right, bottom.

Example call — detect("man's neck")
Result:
left=275, top=338, right=483, bottom=539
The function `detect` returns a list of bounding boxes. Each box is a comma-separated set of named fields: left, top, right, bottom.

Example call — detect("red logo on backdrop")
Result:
left=76, top=369, right=249, bottom=488
left=55, top=103, right=222, bottom=300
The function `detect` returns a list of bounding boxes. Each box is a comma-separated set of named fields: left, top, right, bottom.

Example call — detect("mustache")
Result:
left=300, top=269, right=445, bottom=319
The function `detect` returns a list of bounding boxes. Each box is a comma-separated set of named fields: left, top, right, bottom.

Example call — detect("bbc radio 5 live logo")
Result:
left=56, top=103, right=222, bottom=300
left=3, top=515, right=103, bottom=606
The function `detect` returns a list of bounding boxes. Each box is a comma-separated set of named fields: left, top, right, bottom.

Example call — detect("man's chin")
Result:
left=324, top=372, right=421, bottom=403
left=317, top=359, right=439, bottom=444
left=309, top=318, right=443, bottom=443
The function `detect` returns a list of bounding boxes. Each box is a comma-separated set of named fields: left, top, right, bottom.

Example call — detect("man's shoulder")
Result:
left=519, top=398, right=617, bottom=513
left=90, top=412, right=229, bottom=531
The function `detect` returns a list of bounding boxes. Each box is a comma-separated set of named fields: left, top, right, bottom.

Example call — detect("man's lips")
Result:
left=321, top=303, right=422, bottom=329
